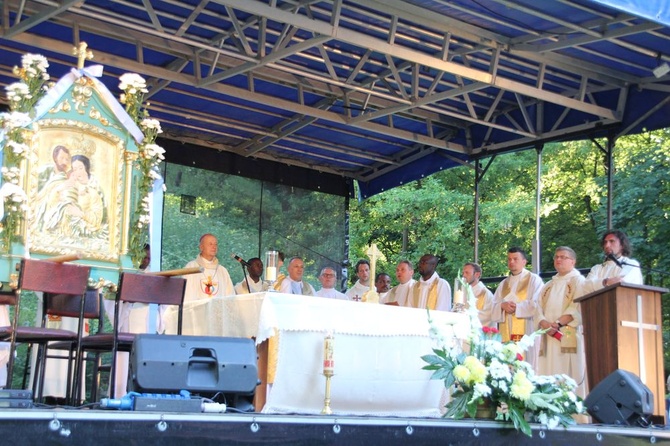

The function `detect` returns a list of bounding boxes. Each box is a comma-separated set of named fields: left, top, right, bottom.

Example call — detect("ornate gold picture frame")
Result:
left=25, top=119, right=126, bottom=262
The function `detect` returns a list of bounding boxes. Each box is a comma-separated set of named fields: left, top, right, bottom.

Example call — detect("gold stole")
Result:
left=411, top=279, right=439, bottom=309
left=539, top=279, right=577, bottom=355
left=385, top=288, right=397, bottom=303
left=475, top=286, right=486, bottom=310
left=301, top=282, right=314, bottom=296
left=499, top=273, right=530, bottom=342
left=272, top=273, right=286, bottom=291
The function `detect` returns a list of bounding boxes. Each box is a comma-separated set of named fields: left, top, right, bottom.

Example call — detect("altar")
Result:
left=163, top=293, right=469, bottom=416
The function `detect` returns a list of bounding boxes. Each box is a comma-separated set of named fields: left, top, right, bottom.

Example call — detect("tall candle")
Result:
left=266, top=266, right=277, bottom=281
left=453, top=290, right=464, bottom=304
left=323, top=334, right=334, bottom=374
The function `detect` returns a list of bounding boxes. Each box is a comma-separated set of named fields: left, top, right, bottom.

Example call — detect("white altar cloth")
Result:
left=163, top=292, right=469, bottom=416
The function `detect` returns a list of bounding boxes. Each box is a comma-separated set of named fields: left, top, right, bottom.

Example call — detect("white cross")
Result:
left=365, top=243, right=383, bottom=283
left=620, top=293, right=660, bottom=384
left=363, top=243, right=385, bottom=303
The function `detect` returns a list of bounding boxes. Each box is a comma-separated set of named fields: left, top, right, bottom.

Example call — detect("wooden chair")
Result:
left=39, top=289, right=104, bottom=402
left=0, top=258, right=91, bottom=402
left=73, top=272, right=186, bottom=403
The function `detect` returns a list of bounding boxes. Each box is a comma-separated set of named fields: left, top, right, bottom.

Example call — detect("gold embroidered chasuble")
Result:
left=411, top=278, right=439, bottom=309
left=538, top=273, right=579, bottom=355
left=499, top=272, right=531, bottom=342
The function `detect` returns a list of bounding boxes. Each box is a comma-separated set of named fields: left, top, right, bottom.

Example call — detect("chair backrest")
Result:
left=115, top=272, right=186, bottom=334
left=116, top=273, right=187, bottom=306
left=19, top=259, right=90, bottom=296
left=45, top=289, right=101, bottom=319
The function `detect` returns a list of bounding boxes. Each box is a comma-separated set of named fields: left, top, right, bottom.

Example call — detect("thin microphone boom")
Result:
left=232, top=254, right=250, bottom=267
left=606, top=253, right=623, bottom=268
left=606, top=253, right=670, bottom=277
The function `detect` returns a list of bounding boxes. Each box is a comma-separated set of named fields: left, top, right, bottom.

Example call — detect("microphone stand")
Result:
left=232, top=254, right=252, bottom=292
left=240, top=264, right=250, bottom=293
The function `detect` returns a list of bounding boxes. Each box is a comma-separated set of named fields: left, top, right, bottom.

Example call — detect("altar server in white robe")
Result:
left=345, top=259, right=370, bottom=301
left=381, top=260, right=416, bottom=306
left=491, top=247, right=544, bottom=369
left=234, top=257, right=267, bottom=294
left=462, top=262, right=494, bottom=327
left=409, top=254, right=451, bottom=311
left=581, top=229, right=643, bottom=294
left=534, top=247, right=588, bottom=399
left=315, top=266, right=348, bottom=300
left=374, top=272, right=391, bottom=302
left=183, top=233, right=234, bottom=302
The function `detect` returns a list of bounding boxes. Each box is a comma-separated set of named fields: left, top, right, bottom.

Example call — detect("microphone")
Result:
left=232, top=254, right=250, bottom=267
left=606, top=253, right=624, bottom=268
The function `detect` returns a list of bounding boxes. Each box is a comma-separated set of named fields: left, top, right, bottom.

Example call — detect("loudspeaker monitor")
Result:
left=129, top=334, right=259, bottom=397
left=585, top=369, right=653, bottom=426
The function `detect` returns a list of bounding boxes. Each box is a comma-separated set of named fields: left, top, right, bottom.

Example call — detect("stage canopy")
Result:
left=2, top=0, right=670, bottom=198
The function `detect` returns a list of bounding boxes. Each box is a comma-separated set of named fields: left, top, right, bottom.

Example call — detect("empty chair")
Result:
left=0, top=258, right=91, bottom=402
left=73, top=272, right=185, bottom=403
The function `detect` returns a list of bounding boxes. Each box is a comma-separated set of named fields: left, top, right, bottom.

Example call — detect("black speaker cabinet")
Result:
left=585, top=369, right=654, bottom=426
left=129, top=334, right=258, bottom=396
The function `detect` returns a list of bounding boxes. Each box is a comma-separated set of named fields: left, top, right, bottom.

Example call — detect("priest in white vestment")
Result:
left=409, top=254, right=451, bottom=311
left=315, top=266, right=349, bottom=300
left=381, top=260, right=416, bottom=306
left=345, top=259, right=370, bottom=301
left=183, top=233, right=235, bottom=302
left=581, top=229, right=643, bottom=295
left=491, top=247, right=544, bottom=369
left=278, top=256, right=316, bottom=296
left=534, top=247, right=588, bottom=400
left=462, top=262, right=494, bottom=327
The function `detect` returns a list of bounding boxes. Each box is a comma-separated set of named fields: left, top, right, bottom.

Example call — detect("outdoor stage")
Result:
left=5, top=292, right=667, bottom=444
left=1, top=409, right=670, bottom=445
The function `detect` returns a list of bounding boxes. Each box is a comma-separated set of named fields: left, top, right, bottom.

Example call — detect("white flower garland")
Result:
left=0, top=54, right=50, bottom=249
left=119, top=73, right=165, bottom=266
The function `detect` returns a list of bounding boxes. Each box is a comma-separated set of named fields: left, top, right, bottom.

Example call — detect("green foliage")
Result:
left=349, top=176, right=473, bottom=285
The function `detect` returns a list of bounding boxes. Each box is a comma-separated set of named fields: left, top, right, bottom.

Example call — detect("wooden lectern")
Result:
left=575, top=282, right=668, bottom=421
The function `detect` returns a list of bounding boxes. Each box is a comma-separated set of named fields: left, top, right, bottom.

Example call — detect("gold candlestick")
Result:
left=321, top=334, right=334, bottom=415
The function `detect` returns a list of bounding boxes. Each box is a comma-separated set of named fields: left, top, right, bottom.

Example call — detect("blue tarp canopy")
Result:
left=1, top=0, right=670, bottom=197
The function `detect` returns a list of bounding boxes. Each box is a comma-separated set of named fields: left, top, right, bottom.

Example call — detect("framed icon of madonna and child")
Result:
left=25, top=119, right=130, bottom=262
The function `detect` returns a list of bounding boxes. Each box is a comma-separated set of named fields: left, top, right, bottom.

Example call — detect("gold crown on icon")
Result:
left=67, top=135, right=96, bottom=158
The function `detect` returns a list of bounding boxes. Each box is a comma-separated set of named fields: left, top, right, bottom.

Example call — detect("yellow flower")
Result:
left=510, top=370, right=534, bottom=401
left=469, top=361, right=487, bottom=384
left=453, top=364, right=471, bottom=383
left=462, top=355, right=479, bottom=369
left=463, top=355, right=487, bottom=384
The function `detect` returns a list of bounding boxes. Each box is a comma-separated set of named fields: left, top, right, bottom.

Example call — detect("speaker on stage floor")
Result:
left=585, top=369, right=654, bottom=426
left=129, top=334, right=259, bottom=404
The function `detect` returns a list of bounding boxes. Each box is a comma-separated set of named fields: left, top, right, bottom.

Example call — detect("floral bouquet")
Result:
left=422, top=278, right=584, bottom=437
